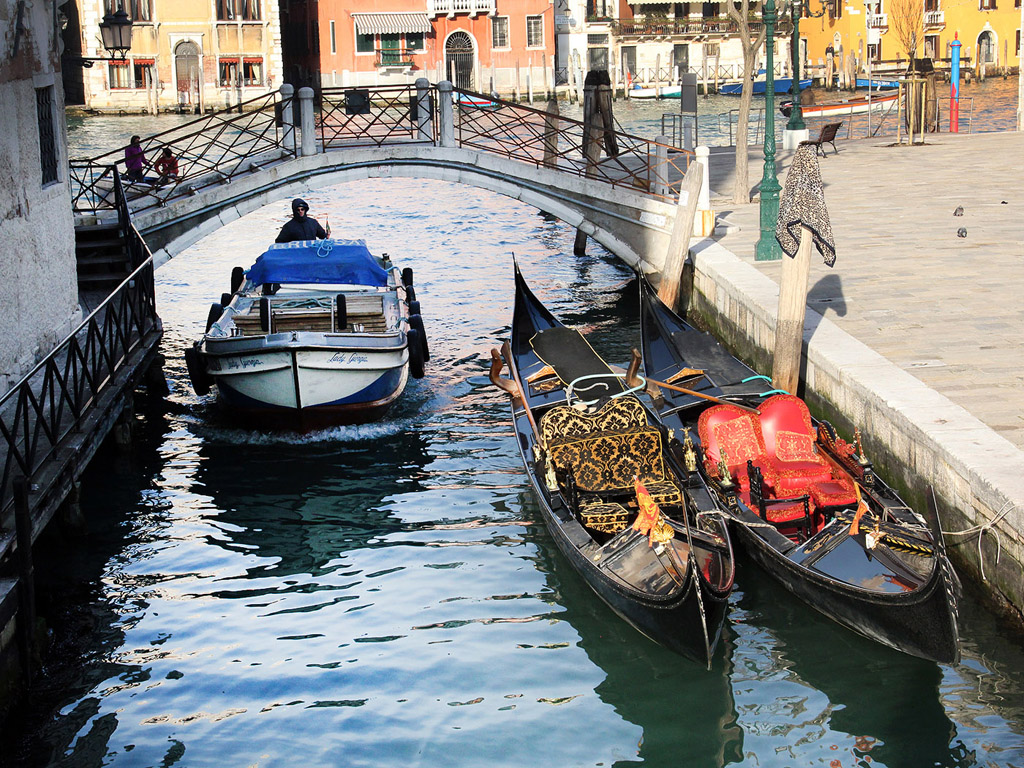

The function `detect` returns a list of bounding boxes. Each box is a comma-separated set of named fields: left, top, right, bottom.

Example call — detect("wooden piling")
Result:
left=658, top=160, right=704, bottom=312
left=542, top=99, right=560, bottom=169
left=772, top=226, right=813, bottom=395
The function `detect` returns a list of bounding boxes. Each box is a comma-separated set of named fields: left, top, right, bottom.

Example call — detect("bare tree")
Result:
left=724, top=0, right=768, bottom=204
left=888, top=0, right=924, bottom=61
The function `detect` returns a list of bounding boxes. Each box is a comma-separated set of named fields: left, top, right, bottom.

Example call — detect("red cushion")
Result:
left=698, top=404, right=767, bottom=480
left=809, top=479, right=858, bottom=508
left=769, top=459, right=833, bottom=491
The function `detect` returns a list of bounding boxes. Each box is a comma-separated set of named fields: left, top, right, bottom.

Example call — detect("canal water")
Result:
left=4, top=91, right=1024, bottom=767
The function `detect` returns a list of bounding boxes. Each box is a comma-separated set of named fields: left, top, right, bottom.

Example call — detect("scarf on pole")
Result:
left=775, top=144, right=837, bottom=266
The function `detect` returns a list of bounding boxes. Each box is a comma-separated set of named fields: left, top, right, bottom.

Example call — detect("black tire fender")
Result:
left=184, top=344, right=212, bottom=396
left=205, top=303, right=223, bottom=334
left=259, top=297, right=271, bottom=333
left=335, top=294, right=347, bottom=331
left=401, top=267, right=414, bottom=288
left=407, top=328, right=425, bottom=379
left=408, top=313, right=429, bottom=362
left=220, top=292, right=232, bottom=307
left=408, top=299, right=421, bottom=317
left=230, top=266, right=245, bottom=294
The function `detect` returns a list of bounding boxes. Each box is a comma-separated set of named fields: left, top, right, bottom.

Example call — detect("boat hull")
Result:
left=781, top=93, right=898, bottom=117
left=719, top=77, right=812, bottom=95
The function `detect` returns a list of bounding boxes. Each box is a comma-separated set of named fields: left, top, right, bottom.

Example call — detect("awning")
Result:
left=352, top=12, right=431, bottom=36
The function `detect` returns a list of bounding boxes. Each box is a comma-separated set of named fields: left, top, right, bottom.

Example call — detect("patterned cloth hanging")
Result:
left=775, top=144, right=837, bottom=266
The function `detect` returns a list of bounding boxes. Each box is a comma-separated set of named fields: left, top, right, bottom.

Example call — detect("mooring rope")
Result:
left=941, top=501, right=1017, bottom=582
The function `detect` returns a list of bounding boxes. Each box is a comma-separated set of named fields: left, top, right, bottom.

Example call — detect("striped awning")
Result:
left=352, top=12, right=432, bottom=35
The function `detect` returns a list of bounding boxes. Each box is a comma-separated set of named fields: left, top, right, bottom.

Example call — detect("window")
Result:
left=526, top=15, right=543, bottom=47
left=978, top=0, right=996, bottom=8
left=108, top=59, right=132, bottom=88
left=406, top=32, right=424, bottom=51
left=588, top=34, right=609, bottom=44
left=356, top=31, right=375, bottom=53
left=104, top=0, right=150, bottom=18
left=133, top=59, right=153, bottom=87
left=704, top=42, right=720, bottom=57
left=217, top=0, right=260, bottom=21
left=243, top=58, right=263, bottom=85
left=219, top=57, right=240, bottom=86
left=1016, top=28, right=1021, bottom=55
left=36, top=86, right=58, bottom=185
left=330, top=20, right=336, bottom=54
left=492, top=16, right=509, bottom=48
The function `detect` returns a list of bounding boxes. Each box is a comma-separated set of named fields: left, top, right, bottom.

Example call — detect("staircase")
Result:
left=75, top=220, right=132, bottom=291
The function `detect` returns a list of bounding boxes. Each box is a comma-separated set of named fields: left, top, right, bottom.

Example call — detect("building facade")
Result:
left=0, top=0, right=81, bottom=392
left=66, top=0, right=285, bottom=112
left=315, top=0, right=557, bottom=95
left=799, top=0, right=1022, bottom=75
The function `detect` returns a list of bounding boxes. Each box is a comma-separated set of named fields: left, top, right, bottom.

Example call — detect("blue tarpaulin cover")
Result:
left=246, top=239, right=388, bottom=287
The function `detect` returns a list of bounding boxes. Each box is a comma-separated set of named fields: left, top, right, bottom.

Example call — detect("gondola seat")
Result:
left=578, top=501, right=632, bottom=534
left=539, top=396, right=647, bottom=445
left=757, top=394, right=833, bottom=491
left=747, top=461, right=813, bottom=541
left=697, top=404, right=776, bottom=490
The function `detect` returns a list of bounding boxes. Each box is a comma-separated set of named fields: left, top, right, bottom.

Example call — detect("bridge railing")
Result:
left=70, top=90, right=296, bottom=215
left=0, top=226, right=161, bottom=525
left=318, top=84, right=436, bottom=148
left=450, top=86, right=693, bottom=200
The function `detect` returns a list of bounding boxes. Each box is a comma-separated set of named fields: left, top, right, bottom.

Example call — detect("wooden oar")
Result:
left=627, top=349, right=761, bottom=415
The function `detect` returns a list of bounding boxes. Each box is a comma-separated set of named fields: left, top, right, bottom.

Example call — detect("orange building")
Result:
left=316, top=1, right=557, bottom=94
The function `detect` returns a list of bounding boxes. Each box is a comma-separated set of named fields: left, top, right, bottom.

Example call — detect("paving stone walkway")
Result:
left=705, top=130, right=1024, bottom=451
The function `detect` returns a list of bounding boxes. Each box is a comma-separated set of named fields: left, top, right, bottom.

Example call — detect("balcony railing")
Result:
left=615, top=18, right=793, bottom=37
left=868, top=12, right=888, bottom=26
left=924, top=10, right=944, bottom=25
left=377, top=49, right=415, bottom=68
left=427, top=0, right=495, bottom=16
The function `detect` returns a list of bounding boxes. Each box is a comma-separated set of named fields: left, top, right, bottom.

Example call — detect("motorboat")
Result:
left=780, top=90, right=899, bottom=118
left=185, top=238, right=427, bottom=429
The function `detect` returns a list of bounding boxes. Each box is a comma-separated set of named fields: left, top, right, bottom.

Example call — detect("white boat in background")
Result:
left=185, top=239, right=428, bottom=429
left=628, top=84, right=682, bottom=99
left=780, top=91, right=899, bottom=118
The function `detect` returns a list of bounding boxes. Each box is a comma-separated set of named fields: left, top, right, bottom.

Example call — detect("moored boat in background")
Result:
left=488, top=264, right=735, bottom=665
left=185, top=238, right=428, bottom=429
left=637, top=280, right=960, bottom=664
left=780, top=90, right=899, bottom=118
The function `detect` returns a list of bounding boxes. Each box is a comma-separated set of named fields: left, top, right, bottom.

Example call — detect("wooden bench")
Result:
left=800, top=121, right=842, bottom=157
left=231, top=293, right=387, bottom=335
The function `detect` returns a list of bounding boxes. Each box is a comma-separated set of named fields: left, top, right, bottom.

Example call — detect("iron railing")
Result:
left=451, top=86, right=693, bottom=199
left=318, top=85, right=437, bottom=148
left=616, top=18, right=793, bottom=37
left=70, top=90, right=296, bottom=215
left=0, top=227, right=161, bottom=522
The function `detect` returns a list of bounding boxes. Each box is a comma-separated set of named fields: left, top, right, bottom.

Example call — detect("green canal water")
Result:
left=3, top=92, right=1024, bottom=766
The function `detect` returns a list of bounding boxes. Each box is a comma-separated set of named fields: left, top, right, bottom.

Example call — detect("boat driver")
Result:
left=275, top=198, right=329, bottom=243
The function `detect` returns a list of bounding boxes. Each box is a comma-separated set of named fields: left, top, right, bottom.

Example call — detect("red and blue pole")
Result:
left=950, top=34, right=961, bottom=132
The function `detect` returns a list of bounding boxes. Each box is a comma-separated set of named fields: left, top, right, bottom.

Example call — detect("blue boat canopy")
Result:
left=246, top=239, right=388, bottom=287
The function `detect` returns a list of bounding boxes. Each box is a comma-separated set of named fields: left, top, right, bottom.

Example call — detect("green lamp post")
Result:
left=755, top=0, right=783, bottom=262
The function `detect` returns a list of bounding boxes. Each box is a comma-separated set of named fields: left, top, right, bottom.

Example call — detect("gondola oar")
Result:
left=626, top=349, right=761, bottom=415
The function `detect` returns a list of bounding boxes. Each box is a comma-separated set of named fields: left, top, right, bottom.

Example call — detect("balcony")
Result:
left=376, top=49, right=415, bottom=68
left=867, top=12, right=888, bottom=27
left=614, top=18, right=792, bottom=37
left=427, top=0, right=495, bottom=18
left=924, top=10, right=945, bottom=27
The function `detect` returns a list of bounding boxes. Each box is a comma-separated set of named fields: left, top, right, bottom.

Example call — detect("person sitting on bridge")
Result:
left=153, top=147, right=179, bottom=185
left=275, top=198, right=329, bottom=243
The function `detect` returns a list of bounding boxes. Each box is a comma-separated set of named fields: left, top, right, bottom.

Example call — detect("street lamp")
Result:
left=63, top=4, right=133, bottom=68
left=755, top=0, right=783, bottom=261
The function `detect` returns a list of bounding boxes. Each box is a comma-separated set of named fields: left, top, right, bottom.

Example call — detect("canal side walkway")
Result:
left=690, top=130, right=1024, bottom=617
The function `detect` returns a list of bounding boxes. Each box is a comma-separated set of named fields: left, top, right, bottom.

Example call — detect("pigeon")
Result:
left=953, top=206, right=964, bottom=216
left=957, top=227, right=967, bottom=238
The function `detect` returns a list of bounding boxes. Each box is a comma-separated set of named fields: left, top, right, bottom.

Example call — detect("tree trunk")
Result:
left=725, top=1, right=768, bottom=204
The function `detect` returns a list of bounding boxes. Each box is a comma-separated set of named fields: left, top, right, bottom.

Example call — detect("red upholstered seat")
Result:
left=758, top=395, right=833, bottom=491
left=698, top=404, right=775, bottom=489
left=808, top=478, right=857, bottom=509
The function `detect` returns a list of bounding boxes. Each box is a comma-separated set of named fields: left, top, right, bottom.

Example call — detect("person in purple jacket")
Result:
left=124, top=135, right=148, bottom=182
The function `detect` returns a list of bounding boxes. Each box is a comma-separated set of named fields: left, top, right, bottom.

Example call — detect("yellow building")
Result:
left=798, top=0, right=1021, bottom=78
left=67, top=0, right=284, bottom=112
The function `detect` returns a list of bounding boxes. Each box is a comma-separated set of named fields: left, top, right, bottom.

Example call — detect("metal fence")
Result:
left=318, top=85, right=437, bottom=148
left=70, top=90, right=296, bottom=215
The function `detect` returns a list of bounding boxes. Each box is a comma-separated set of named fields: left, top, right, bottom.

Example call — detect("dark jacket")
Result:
left=275, top=198, right=328, bottom=243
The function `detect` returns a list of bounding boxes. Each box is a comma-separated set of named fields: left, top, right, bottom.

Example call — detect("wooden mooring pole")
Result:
left=575, top=71, right=610, bottom=256
left=772, top=226, right=813, bottom=394
left=658, top=160, right=704, bottom=312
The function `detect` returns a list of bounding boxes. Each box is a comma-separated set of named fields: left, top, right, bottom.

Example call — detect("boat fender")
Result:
left=220, top=292, right=232, bottom=307
left=405, top=285, right=416, bottom=304
left=407, top=328, right=425, bottom=379
left=335, top=293, right=347, bottom=331
left=184, top=344, right=212, bottom=396
left=401, top=267, right=414, bottom=288
left=259, top=297, right=271, bottom=333
left=408, top=299, right=421, bottom=317
left=205, top=303, right=223, bottom=334
left=230, top=266, right=245, bottom=294
left=408, top=313, right=430, bottom=362
left=262, top=282, right=280, bottom=296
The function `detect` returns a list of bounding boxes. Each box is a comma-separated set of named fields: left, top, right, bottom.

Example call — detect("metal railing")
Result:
left=318, top=85, right=437, bottom=148
left=376, top=49, right=416, bottom=68
left=451, top=86, right=693, bottom=199
left=70, top=90, right=296, bottom=215
left=427, top=0, right=494, bottom=14
left=0, top=227, right=160, bottom=522
left=615, top=18, right=792, bottom=36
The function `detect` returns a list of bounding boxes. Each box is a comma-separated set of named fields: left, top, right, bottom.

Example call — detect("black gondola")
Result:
left=488, top=264, right=735, bottom=665
left=638, top=279, right=961, bottom=664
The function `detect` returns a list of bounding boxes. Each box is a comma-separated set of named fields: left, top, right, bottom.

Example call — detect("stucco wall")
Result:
left=0, top=0, right=81, bottom=393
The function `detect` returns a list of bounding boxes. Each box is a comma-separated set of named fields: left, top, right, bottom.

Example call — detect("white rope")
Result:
left=941, top=501, right=1016, bottom=582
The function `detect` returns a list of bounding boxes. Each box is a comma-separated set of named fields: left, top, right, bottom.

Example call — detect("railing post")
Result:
left=298, top=86, right=317, bottom=156
left=652, top=136, right=670, bottom=198
left=280, top=84, right=296, bottom=155
left=415, top=77, right=432, bottom=142
left=14, top=478, right=36, bottom=685
left=437, top=80, right=455, bottom=148
left=543, top=98, right=559, bottom=169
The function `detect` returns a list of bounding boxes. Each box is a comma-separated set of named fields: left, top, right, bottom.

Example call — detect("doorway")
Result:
left=445, top=31, right=475, bottom=90
left=174, top=40, right=201, bottom=109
